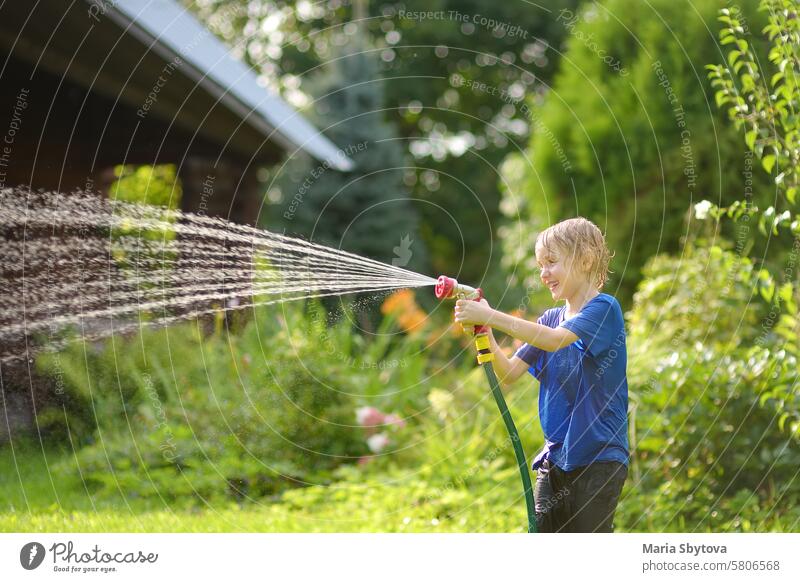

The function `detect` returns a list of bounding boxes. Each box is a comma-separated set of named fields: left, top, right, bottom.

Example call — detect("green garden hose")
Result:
left=482, top=361, right=537, bottom=533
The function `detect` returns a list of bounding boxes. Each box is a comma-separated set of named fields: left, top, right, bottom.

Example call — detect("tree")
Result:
left=701, top=0, right=800, bottom=442
left=707, top=0, right=800, bottom=214
left=272, top=34, right=424, bottom=272
left=186, top=0, right=584, bottom=295
left=617, top=1, right=800, bottom=531
left=501, top=0, right=775, bottom=306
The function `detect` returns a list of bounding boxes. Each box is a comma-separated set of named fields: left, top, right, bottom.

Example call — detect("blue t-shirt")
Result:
left=514, top=293, right=629, bottom=472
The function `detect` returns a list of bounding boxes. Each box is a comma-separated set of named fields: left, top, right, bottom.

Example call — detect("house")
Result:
left=0, top=0, right=351, bottom=224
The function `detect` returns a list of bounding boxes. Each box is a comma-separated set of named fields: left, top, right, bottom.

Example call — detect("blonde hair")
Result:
left=535, top=217, right=614, bottom=290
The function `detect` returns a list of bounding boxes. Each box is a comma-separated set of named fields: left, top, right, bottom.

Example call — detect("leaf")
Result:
left=741, top=73, right=756, bottom=92
left=759, top=275, right=775, bottom=303
left=758, top=208, right=773, bottom=236
left=759, top=390, right=774, bottom=407
left=762, top=154, right=776, bottom=173
left=778, top=282, right=797, bottom=313
left=745, top=129, right=757, bottom=150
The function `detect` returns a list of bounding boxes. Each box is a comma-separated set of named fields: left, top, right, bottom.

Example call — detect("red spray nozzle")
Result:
left=434, top=276, right=482, bottom=301
left=436, top=275, right=487, bottom=336
left=435, top=275, right=455, bottom=299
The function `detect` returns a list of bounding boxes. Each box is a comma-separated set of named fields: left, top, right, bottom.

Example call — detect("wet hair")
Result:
left=535, top=217, right=614, bottom=290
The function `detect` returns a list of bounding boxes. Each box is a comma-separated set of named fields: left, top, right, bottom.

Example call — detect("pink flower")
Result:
left=356, top=406, right=385, bottom=427
left=384, top=413, right=406, bottom=428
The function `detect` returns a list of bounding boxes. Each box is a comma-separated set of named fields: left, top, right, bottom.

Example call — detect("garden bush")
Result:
left=34, top=291, right=473, bottom=504
left=623, top=239, right=800, bottom=531
left=501, top=0, right=774, bottom=306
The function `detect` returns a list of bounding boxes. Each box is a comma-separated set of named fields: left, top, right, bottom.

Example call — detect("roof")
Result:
left=99, top=0, right=353, bottom=171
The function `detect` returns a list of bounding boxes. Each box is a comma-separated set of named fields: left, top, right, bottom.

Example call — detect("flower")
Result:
left=356, top=406, right=385, bottom=427
left=428, top=388, right=454, bottom=421
left=384, top=413, right=406, bottom=428
left=366, top=433, right=390, bottom=453
left=381, top=289, right=427, bottom=334
left=694, top=200, right=713, bottom=220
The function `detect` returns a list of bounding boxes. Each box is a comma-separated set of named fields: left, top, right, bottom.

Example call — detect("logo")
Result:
left=20, top=542, right=46, bottom=570
left=392, top=234, right=413, bottom=267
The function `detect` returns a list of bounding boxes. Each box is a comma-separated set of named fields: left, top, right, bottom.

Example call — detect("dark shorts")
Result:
left=534, top=459, right=627, bottom=533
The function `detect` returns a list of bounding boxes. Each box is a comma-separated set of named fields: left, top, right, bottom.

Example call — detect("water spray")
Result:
left=0, top=189, right=436, bottom=364
left=435, top=275, right=537, bottom=533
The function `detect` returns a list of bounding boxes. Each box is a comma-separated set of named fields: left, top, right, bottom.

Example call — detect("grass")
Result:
left=4, top=436, right=796, bottom=533
left=0, top=439, right=530, bottom=533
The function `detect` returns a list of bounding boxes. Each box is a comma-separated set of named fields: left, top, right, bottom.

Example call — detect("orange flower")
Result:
left=381, top=289, right=427, bottom=334
left=381, top=289, right=414, bottom=314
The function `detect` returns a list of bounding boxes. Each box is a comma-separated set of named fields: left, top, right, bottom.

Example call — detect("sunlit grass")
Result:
left=0, top=439, right=529, bottom=533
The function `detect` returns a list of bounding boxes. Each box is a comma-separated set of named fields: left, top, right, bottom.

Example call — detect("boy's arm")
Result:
left=488, top=310, right=579, bottom=352
left=454, top=299, right=578, bottom=352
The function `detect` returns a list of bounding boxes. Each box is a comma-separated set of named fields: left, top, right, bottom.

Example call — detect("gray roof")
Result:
left=99, top=0, right=353, bottom=171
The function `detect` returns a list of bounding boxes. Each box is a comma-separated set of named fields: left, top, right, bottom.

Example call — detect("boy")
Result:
left=454, top=217, right=629, bottom=533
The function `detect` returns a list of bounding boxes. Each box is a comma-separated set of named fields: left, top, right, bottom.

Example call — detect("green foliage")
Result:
left=700, top=0, right=800, bottom=449
left=707, top=0, right=800, bottom=205
left=624, top=240, right=800, bottom=531
left=273, top=38, right=425, bottom=272
left=110, top=165, right=181, bottom=209
left=503, top=0, right=774, bottom=305
left=189, top=0, right=584, bottom=286
left=627, top=240, right=767, bottom=353
left=107, top=165, right=182, bottom=273
left=10, top=267, right=800, bottom=530
left=608, top=1, right=800, bottom=532
left=3, top=351, right=548, bottom=532
left=4, top=423, right=799, bottom=531
left=701, top=0, right=800, bottom=386
left=36, top=299, right=454, bottom=504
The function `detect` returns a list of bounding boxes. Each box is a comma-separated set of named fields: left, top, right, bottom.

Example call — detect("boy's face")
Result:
left=535, top=242, right=588, bottom=302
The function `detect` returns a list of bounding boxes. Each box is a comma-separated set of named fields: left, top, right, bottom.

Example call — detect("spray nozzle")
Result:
left=435, top=276, right=491, bottom=345
left=434, top=276, right=482, bottom=301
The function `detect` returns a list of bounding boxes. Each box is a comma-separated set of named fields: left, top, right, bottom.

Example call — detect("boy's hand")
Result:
left=454, top=298, right=495, bottom=326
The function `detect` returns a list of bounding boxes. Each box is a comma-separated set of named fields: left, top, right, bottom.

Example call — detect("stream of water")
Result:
left=0, top=188, right=436, bottom=364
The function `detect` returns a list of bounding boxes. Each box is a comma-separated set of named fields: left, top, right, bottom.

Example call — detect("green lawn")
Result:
left=0, top=440, right=529, bottom=533
left=4, top=439, right=796, bottom=533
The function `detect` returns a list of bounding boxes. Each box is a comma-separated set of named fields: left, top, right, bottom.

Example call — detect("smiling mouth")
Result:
left=547, top=282, right=559, bottom=292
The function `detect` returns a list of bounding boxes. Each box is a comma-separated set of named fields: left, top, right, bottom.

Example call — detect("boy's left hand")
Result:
left=454, top=298, right=495, bottom=326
